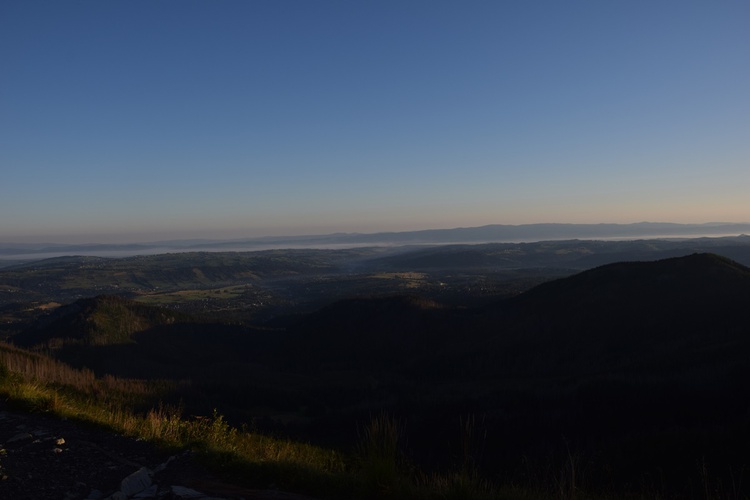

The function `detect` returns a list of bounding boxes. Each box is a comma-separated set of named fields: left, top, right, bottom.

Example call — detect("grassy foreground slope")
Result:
left=0, top=341, right=567, bottom=500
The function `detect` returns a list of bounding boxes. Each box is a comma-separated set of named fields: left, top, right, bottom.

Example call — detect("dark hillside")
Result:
left=274, top=253, right=750, bottom=491
left=515, top=252, right=750, bottom=305
left=282, top=295, right=463, bottom=372
left=13, top=295, right=193, bottom=348
left=10, top=294, right=279, bottom=373
left=459, top=253, right=750, bottom=376
left=397, top=253, right=750, bottom=419
left=9, top=295, right=288, bottom=420
left=425, top=253, right=750, bottom=489
left=497, top=253, right=750, bottom=375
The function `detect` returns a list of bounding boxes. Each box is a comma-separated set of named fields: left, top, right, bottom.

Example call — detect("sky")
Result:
left=2, top=1, right=749, bottom=244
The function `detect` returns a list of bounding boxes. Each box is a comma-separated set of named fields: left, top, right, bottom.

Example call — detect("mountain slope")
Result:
left=274, top=253, right=750, bottom=491
left=460, top=253, right=750, bottom=378
left=514, top=252, right=750, bottom=304
left=283, top=295, right=459, bottom=372
left=13, top=295, right=192, bottom=348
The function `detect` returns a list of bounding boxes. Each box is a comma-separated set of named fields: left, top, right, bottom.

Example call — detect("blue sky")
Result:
left=2, top=1, right=748, bottom=243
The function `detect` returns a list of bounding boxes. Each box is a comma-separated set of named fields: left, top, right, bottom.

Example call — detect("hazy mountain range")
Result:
left=3, top=222, right=750, bottom=260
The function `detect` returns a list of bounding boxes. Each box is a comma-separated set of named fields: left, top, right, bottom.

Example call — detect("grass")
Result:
left=0, top=341, right=350, bottom=493
left=356, top=412, right=412, bottom=496
left=0, top=341, right=546, bottom=499
left=1, top=340, right=736, bottom=500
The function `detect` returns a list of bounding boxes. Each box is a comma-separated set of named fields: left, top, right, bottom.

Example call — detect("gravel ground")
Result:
left=0, top=402, right=318, bottom=500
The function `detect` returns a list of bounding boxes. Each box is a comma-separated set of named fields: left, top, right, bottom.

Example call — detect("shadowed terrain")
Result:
left=3, top=251, right=750, bottom=497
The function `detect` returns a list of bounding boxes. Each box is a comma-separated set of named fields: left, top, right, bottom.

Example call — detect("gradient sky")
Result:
left=2, top=1, right=748, bottom=243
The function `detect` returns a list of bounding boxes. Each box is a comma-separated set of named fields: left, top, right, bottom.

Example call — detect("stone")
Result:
left=104, top=492, right=127, bottom=500
left=170, top=485, right=205, bottom=498
left=7, top=432, right=33, bottom=443
left=85, top=489, right=104, bottom=500
left=120, top=466, right=152, bottom=497
left=133, top=484, right=158, bottom=498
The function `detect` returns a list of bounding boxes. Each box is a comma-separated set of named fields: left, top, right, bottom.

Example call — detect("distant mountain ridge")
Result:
left=2, top=222, right=749, bottom=259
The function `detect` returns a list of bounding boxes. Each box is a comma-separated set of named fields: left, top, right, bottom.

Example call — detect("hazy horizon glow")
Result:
left=2, top=1, right=749, bottom=244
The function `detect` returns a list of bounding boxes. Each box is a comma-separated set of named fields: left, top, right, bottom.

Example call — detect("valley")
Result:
left=2, top=236, right=750, bottom=499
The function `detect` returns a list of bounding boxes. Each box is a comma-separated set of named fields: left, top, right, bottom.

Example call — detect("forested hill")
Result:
left=461, top=252, right=750, bottom=377
left=12, top=295, right=194, bottom=348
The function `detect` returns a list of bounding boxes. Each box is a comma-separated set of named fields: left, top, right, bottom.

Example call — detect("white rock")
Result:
left=85, top=489, right=103, bottom=500
left=103, top=492, right=127, bottom=500
left=7, top=432, right=33, bottom=443
left=133, top=484, right=159, bottom=498
left=170, top=485, right=205, bottom=498
left=120, top=466, right=152, bottom=497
